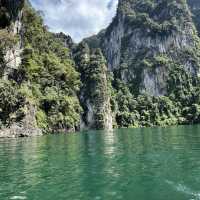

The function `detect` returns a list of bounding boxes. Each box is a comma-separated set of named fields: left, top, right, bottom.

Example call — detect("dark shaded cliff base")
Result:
left=0, top=125, right=42, bottom=138
left=0, top=104, right=42, bottom=138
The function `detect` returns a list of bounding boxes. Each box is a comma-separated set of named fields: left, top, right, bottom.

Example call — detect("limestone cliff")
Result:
left=3, top=12, right=23, bottom=79
left=102, top=0, right=200, bottom=96
left=188, top=0, right=200, bottom=35
left=54, top=32, right=74, bottom=49
left=82, top=0, right=200, bottom=128
left=0, top=0, right=42, bottom=137
left=74, top=43, right=113, bottom=131
left=2, top=0, right=200, bottom=136
left=0, top=0, right=24, bottom=28
left=0, top=104, right=42, bottom=138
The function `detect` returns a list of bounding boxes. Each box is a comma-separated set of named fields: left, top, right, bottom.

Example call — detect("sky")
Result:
left=30, top=0, right=118, bottom=42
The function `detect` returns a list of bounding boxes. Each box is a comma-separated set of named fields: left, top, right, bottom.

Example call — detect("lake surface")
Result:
left=1, top=125, right=200, bottom=200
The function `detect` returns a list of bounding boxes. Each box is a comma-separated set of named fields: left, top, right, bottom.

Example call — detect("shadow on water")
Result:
left=1, top=125, right=200, bottom=200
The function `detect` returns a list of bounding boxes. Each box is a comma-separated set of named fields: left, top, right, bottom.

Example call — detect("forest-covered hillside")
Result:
left=1, top=0, right=200, bottom=137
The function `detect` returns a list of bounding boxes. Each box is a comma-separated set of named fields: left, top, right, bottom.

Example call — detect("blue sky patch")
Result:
left=30, top=0, right=118, bottom=42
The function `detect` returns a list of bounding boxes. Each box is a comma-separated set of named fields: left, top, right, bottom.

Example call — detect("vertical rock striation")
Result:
left=0, top=0, right=24, bottom=79
left=0, top=0, right=42, bottom=137
left=74, top=43, right=113, bottom=131
left=187, top=0, right=200, bottom=35
left=102, top=0, right=200, bottom=96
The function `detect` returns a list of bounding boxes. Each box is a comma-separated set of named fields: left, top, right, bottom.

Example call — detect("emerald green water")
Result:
left=1, top=126, right=200, bottom=200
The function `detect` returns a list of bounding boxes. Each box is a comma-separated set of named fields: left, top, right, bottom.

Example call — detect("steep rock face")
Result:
left=0, top=0, right=24, bottom=28
left=74, top=43, right=113, bottom=131
left=0, top=0, right=43, bottom=137
left=0, top=0, right=24, bottom=79
left=3, top=11, right=23, bottom=79
left=0, top=104, right=42, bottom=138
left=54, top=32, right=74, bottom=49
left=102, top=0, right=200, bottom=96
left=187, top=0, right=200, bottom=35
left=83, top=29, right=106, bottom=49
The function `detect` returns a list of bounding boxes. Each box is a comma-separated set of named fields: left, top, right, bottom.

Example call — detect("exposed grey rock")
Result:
left=102, top=0, right=199, bottom=96
left=187, top=0, right=200, bottom=35
left=140, top=67, right=168, bottom=96
left=54, top=32, right=74, bottom=49
left=0, top=0, right=42, bottom=137
left=0, top=104, right=42, bottom=138
left=76, top=45, right=113, bottom=131
left=3, top=10, right=23, bottom=80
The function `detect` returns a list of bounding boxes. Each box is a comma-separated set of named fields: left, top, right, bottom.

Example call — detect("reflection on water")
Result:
left=166, top=180, right=200, bottom=200
left=104, top=129, right=116, bottom=156
left=1, top=125, right=200, bottom=200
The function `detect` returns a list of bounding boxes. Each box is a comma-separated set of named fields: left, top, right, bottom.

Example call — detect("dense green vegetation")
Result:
left=74, top=43, right=111, bottom=129
left=0, top=80, right=25, bottom=128
left=0, top=0, right=24, bottom=28
left=0, top=29, right=18, bottom=71
left=102, top=0, right=200, bottom=128
left=111, top=61, right=200, bottom=128
left=2, top=0, right=200, bottom=134
left=107, top=0, right=191, bottom=38
left=0, top=3, right=82, bottom=132
left=19, top=5, right=82, bottom=132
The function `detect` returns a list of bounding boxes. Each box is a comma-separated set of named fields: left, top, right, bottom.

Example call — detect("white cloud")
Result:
left=30, top=0, right=118, bottom=42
